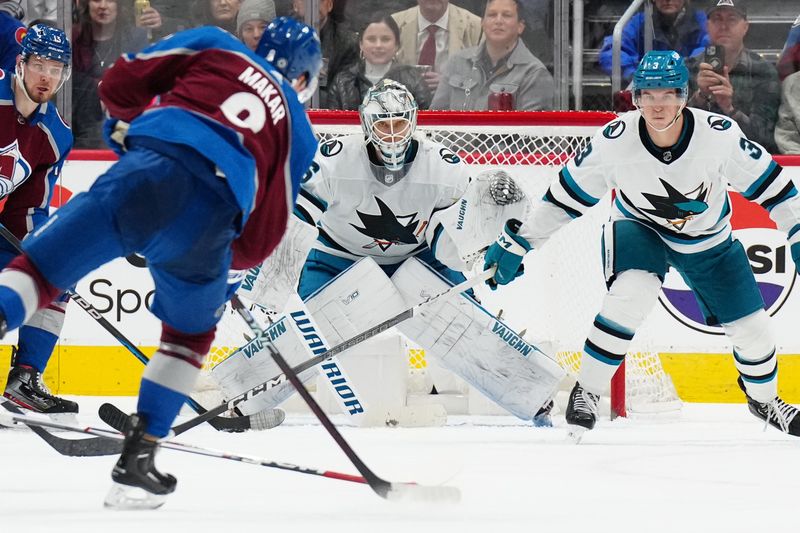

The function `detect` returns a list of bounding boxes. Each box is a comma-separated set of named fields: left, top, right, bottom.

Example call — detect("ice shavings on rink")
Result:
left=0, top=397, right=797, bottom=533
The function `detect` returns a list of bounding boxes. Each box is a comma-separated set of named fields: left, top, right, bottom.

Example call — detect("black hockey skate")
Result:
left=3, top=363, right=78, bottom=414
left=737, top=377, right=800, bottom=437
left=565, top=382, right=600, bottom=442
left=104, top=413, right=177, bottom=510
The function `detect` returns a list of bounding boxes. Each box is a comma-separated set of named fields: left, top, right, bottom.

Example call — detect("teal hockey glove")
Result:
left=483, top=218, right=532, bottom=290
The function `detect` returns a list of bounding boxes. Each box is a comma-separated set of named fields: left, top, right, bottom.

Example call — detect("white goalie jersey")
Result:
left=294, top=134, right=472, bottom=268
left=520, top=107, right=800, bottom=255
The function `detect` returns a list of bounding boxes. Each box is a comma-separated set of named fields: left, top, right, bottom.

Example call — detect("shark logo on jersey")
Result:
left=350, top=196, right=422, bottom=251
left=641, top=178, right=709, bottom=231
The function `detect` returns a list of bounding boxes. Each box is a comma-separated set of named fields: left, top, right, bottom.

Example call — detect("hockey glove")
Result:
left=483, top=218, right=532, bottom=290
left=103, top=118, right=130, bottom=156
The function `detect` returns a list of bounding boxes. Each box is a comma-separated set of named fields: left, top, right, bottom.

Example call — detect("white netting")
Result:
left=203, top=111, right=680, bottom=415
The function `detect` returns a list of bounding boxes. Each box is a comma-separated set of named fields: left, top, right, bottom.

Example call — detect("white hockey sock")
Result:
left=734, top=349, right=778, bottom=403
left=577, top=270, right=662, bottom=395
left=722, top=310, right=778, bottom=403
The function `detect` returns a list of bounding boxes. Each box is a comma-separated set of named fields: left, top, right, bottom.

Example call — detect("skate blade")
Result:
left=0, top=407, right=77, bottom=431
left=566, top=425, right=588, bottom=444
left=104, top=482, right=168, bottom=510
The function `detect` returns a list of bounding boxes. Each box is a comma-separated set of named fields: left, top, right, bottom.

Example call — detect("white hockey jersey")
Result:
left=521, top=108, right=800, bottom=255
left=294, top=134, right=471, bottom=266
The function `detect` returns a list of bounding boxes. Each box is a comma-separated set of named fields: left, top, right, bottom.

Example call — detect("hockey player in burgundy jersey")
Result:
left=0, top=23, right=76, bottom=416
left=0, top=18, right=321, bottom=509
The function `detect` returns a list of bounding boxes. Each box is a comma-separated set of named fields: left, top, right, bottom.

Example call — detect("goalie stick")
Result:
left=0, top=224, right=277, bottom=433
left=47, top=269, right=493, bottom=453
left=0, top=402, right=454, bottom=496
left=230, top=294, right=462, bottom=502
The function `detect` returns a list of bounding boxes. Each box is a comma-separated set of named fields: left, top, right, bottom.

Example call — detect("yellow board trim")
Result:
left=1, top=347, right=799, bottom=402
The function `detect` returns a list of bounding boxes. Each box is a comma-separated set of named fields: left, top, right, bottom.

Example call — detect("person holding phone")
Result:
left=686, top=0, right=779, bottom=153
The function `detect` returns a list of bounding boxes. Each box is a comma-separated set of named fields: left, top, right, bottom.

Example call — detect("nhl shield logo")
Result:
left=657, top=191, right=796, bottom=335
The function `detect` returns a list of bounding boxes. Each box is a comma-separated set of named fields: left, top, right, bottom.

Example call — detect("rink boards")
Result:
left=1, top=154, right=799, bottom=402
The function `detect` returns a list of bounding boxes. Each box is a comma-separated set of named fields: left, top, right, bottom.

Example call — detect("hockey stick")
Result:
left=0, top=401, right=383, bottom=487
left=230, top=294, right=462, bottom=503
left=157, top=268, right=494, bottom=435
left=0, top=224, right=276, bottom=433
left=64, top=268, right=492, bottom=449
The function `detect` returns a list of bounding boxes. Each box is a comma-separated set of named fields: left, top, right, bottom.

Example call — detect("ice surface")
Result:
left=1, top=397, right=797, bottom=533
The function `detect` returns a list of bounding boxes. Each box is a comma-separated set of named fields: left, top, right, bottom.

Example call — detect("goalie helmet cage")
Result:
left=204, top=110, right=682, bottom=418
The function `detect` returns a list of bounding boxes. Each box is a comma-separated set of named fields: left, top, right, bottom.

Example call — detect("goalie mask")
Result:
left=359, top=80, right=418, bottom=173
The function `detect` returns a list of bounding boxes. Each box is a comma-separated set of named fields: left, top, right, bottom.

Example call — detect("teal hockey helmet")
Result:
left=632, top=50, right=689, bottom=99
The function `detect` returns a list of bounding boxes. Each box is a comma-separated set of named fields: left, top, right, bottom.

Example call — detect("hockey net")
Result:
left=203, top=110, right=681, bottom=417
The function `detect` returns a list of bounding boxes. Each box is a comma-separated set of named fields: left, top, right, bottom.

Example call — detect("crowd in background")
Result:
left=7, top=0, right=800, bottom=154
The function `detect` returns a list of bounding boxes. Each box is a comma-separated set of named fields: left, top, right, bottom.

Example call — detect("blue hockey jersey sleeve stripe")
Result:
left=544, top=189, right=581, bottom=219
left=761, top=182, right=797, bottom=212
left=743, top=160, right=780, bottom=201
left=559, top=167, right=600, bottom=206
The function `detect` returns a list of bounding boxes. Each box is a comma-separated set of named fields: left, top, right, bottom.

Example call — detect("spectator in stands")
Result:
left=775, top=71, right=800, bottom=154
left=72, top=0, right=149, bottom=148
left=237, top=0, right=275, bottom=51
left=431, top=0, right=553, bottom=111
left=146, top=1, right=193, bottom=40
left=343, top=1, right=413, bottom=34
left=598, top=0, right=708, bottom=82
left=328, top=13, right=430, bottom=110
left=392, top=0, right=482, bottom=93
left=778, top=14, right=800, bottom=81
left=193, top=0, right=241, bottom=34
left=291, top=0, right=358, bottom=108
left=686, top=0, right=780, bottom=153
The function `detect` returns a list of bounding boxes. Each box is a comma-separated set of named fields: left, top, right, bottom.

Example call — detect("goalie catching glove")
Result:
left=103, top=118, right=130, bottom=156
left=483, top=218, right=531, bottom=290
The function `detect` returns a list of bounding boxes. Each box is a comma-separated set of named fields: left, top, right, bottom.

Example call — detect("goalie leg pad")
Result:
left=392, top=258, right=565, bottom=420
left=304, top=256, right=408, bottom=345
left=209, top=313, right=318, bottom=416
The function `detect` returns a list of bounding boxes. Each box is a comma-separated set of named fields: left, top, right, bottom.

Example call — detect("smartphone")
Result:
left=705, top=45, right=725, bottom=74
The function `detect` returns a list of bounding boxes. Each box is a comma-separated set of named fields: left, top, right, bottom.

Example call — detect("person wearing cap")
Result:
left=237, top=0, right=275, bottom=51
left=687, top=0, right=780, bottom=153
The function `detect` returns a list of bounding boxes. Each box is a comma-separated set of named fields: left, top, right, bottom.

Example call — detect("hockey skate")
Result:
left=565, top=382, right=599, bottom=443
left=104, top=413, right=177, bottom=510
left=3, top=363, right=78, bottom=417
left=737, top=377, right=800, bottom=437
